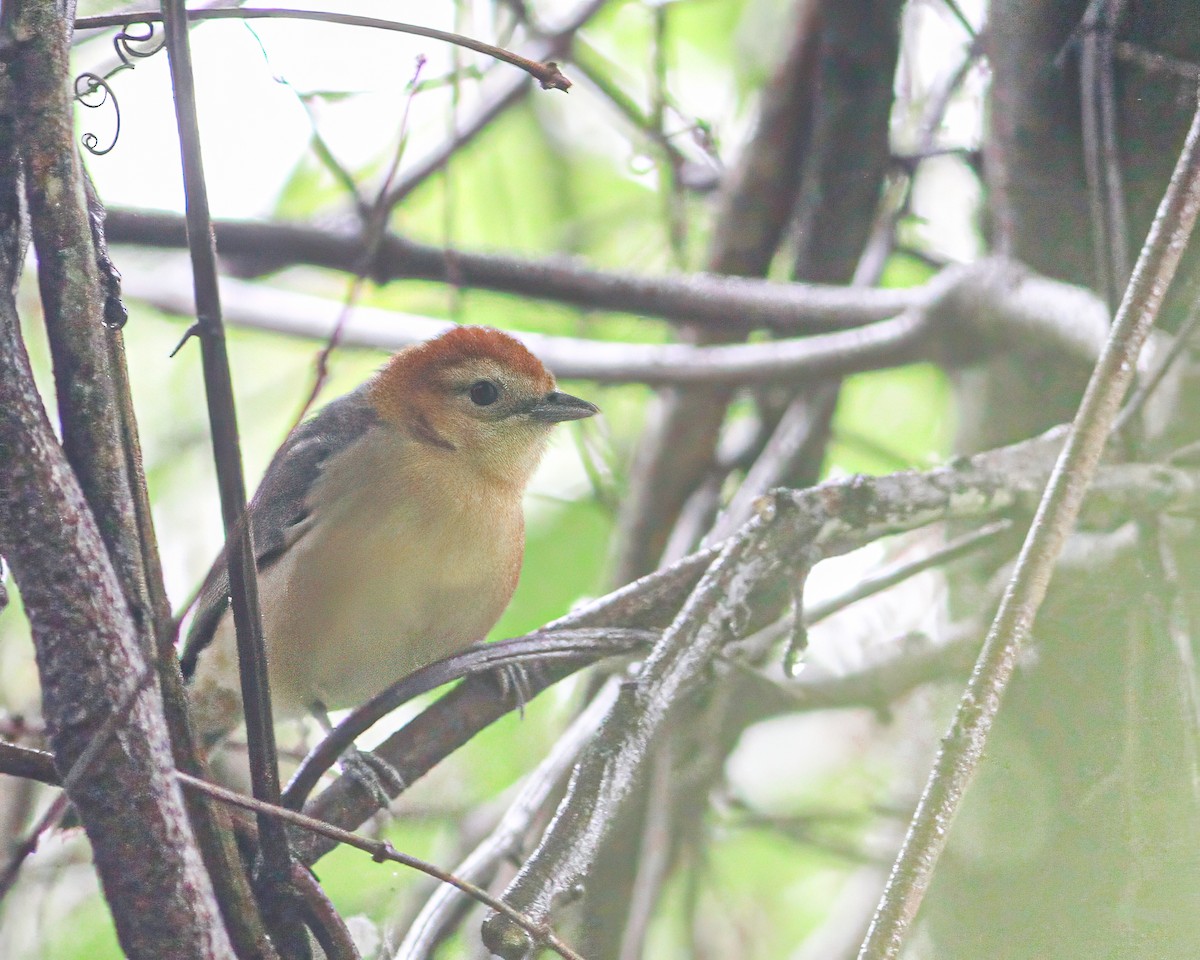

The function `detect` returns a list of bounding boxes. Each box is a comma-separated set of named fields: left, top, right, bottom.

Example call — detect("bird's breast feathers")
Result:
left=257, top=424, right=524, bottom=711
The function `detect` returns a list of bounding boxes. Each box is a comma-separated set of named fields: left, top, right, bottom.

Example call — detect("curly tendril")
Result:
left=113, top=20, right=166, bottom=66
left=73, top=73, right=120, bottom=156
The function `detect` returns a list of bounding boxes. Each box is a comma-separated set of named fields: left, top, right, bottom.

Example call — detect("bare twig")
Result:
left=393, top=679, right=622, bottom=960
left=802, top=521, right=1014, bottom=628
left=177, top=772, right=587, bottom=960
left=158, top=3, right=301, bottom=953
left=0, top=793, right=70, bottom=904
left=857, top=84, right=1200, bottom=960
left=1079, top=0, right=1131, bottom=309
left=73, top=8, right=573, bottom=90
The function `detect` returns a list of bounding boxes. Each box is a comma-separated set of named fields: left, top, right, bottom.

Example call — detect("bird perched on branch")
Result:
left=181, top=325, right=598, bottom=746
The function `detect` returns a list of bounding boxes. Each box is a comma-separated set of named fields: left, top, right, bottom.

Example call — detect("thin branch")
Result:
left=706, top=387, right=840, bottom=544
left=1115, top=41, right=1200, bottom=82
left=158, top=3, right=301, bottom=954
left=393, top=679, right=622, bottom=960
left=1113, top=293, right=1200, bottom=435
left=382, top=0, right=609, bottom=210
left=857, top=83, right=1200, bottom=960
left=73, top=7, right=573, bottom=90
left=0, top=793, right=70, bottom=904
left=1079, top=0, right=1131, bottom=310
left=802, top=521, right=1014, bottom=627
left=177, top=772, right=587, bottom=960
left=291, top=863, right=362, bottom=960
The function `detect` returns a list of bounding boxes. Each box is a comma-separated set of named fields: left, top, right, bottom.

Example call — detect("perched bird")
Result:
left=181, top=325, right=598, bottom=745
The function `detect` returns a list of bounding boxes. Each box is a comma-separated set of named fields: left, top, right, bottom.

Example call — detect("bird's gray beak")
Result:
left=528, top=390, right=600, bottom=423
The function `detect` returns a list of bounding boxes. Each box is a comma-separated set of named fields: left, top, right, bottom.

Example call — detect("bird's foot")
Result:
left=339, top=747, right=406, bottom=810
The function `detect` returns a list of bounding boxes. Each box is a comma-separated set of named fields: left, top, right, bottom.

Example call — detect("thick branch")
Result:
left=0, top=122, right=233, bottom=960
left=103, top=208, right=917, bottom=334
left=480, top=427, right=1200, bottom=953
left=295, top=424, right=1200, bottom=866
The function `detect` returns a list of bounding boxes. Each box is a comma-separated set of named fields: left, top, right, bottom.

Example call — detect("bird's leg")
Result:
left=493, top=663, right=533, bottom=719
left=308, top=701, right=406, bottom=809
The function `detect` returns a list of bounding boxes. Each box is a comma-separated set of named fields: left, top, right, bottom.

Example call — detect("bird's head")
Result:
left=369, top=326, right=598, bottom=487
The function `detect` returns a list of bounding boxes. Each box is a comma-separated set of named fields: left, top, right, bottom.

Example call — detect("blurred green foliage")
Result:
left=0, top=0, right=977, bottom=956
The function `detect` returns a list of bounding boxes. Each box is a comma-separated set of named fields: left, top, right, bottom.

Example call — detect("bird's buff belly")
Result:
left=191, top=525, right=517, bottom=734
left=260, top=538, right=512, bottom=713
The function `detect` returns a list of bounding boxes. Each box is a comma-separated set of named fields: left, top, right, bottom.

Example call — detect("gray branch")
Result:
left=478, top=427, right=1200, bottom=954
left=118, top=255, right=1142, bottom=387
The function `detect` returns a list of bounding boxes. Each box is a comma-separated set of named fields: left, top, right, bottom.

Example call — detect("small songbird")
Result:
left=181, top=325, right=598, bottom=745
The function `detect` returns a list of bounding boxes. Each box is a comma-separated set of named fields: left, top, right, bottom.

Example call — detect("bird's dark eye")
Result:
left=469, top=380, right=500, bottom=406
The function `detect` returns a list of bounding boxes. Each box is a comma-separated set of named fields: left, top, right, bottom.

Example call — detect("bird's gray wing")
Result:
left=180, top=384, right=381, bottom=679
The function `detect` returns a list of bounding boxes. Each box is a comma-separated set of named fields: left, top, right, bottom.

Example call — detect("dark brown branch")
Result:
left=178, top=772, right=587, bottom=960
left=102, top=208, right=918, bottom=334
left=282, top=628, right=657, bottom=810
left=158, top=4, right=302, bottom=956
left=0, top=89, right=232, bottom=960
left=0, top=741, right=57, bottom=786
